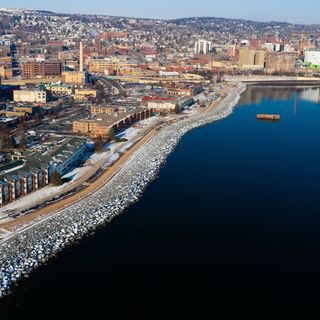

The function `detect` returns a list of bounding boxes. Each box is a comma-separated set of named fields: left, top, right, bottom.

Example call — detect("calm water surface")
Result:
left=1, top=86, right=320, bottom=316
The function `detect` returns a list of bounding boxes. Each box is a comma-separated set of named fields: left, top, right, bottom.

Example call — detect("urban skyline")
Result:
left=1, top=0, right=320, bottom=24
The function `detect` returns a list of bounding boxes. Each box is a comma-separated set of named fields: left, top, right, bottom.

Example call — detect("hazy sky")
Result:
left=1, top=0, right=320, bottom=24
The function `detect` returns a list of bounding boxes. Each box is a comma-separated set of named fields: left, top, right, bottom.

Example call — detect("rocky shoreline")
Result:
left=0, top=83, right=246, bottom=299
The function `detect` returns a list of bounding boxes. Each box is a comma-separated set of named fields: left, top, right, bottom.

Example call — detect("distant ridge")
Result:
left=0, top=7, right=320, bottom=28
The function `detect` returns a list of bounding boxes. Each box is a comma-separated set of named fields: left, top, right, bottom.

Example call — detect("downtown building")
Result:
left=21, top=61, right=63, bottom=78
left=239, top=48, right=266, bottom=70
left=194, top=39, right=213, bottom=55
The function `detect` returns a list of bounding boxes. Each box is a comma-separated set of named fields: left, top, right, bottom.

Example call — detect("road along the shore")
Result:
left=0, top=127, right=159, bottom=233
left=0, top=83, right=246, bottom=299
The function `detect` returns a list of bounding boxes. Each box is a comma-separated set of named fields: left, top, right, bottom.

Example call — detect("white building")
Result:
left=194, top=39, right=212, bottom=55
left=49, top=137, right=87, bottom=176
left=13, top=90, right=48, bottom=103
left=304, top=51, right=320, bottom=67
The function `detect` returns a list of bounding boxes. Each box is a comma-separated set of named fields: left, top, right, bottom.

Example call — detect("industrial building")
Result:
left=73, top=108, right=153, bottom=139
left=239, top=48, right=266, bottom=69
left=60, top=40, right=87, bottom=85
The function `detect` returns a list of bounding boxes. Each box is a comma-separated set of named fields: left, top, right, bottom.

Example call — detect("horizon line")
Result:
left=0, top=7, right=319, bottom=26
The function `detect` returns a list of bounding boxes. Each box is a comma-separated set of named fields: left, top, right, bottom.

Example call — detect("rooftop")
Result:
left=0, top=136, right=87, bottom=182
left=78, top=107, right=147, bottom=127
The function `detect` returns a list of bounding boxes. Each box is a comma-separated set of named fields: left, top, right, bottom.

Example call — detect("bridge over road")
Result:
left=225, top=76, right=320, bottom=86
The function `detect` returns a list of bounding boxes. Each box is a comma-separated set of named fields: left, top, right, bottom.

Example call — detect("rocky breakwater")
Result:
left=0, top=83, right=246, bottom=298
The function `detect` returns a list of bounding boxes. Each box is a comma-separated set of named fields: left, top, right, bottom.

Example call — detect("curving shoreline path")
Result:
left=0, top=83, right=246, bottom=299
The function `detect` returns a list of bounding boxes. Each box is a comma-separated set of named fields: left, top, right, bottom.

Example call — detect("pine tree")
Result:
left=94, top=135, right=104, bottom=152
left=108, top=128, right=116, bottom=141
left=51, top=169, right=63, bottom=186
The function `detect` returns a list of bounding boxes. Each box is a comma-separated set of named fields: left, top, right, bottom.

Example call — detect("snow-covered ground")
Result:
left=0, top=143, right=126, bottom=218
left=116, top=118, right=156, bottom=139
left=103, top=153, right=120, bottom=168
left=116, top=127, right=141, bottom=140
left=0, top=118, right=159, bottom=219
left=0, top=165, right=92, bottom=218
left=138, top=116, right=158, bottom=127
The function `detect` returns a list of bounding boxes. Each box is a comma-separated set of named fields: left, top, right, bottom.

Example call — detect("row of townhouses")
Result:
left=0, top=136, right=87, bottom=206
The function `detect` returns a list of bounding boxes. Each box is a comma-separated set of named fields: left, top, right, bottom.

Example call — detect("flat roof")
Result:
left=78, top=107, right=148, bottom=127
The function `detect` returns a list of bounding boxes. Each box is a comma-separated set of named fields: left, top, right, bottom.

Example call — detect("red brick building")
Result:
left=21, top=61, right=63, bottom=78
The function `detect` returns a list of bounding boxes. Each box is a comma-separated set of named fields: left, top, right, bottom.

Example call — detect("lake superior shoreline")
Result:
left=0, top=83, right=246, bottom=299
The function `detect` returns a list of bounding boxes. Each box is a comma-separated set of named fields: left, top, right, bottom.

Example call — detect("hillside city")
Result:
left=0, top=7, right=320, bottom=216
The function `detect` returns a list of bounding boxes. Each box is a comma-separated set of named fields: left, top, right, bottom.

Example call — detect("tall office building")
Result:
left=194, top=39, right=212, bottom=55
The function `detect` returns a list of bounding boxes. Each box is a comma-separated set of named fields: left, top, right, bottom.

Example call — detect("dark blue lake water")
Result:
left=1, top=86, right=320, bottom=316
